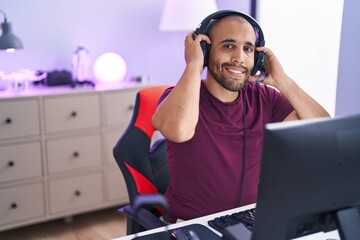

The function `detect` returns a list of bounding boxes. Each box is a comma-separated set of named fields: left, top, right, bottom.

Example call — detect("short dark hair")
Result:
left=206, top=15, right=256, bottom=40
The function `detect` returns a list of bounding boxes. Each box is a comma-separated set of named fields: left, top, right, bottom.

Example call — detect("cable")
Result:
left=237, top=83, right=247, bottom=207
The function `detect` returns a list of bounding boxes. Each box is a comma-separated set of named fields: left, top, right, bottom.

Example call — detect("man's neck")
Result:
left=203, top=79, right=241, bottom=103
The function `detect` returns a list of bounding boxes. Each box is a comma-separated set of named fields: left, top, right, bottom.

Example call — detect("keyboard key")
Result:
left=208, top=208, right=256, bottom=233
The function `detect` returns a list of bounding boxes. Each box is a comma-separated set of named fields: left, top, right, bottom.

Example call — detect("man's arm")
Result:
left=256, top=47, right=330, bottom=121
left=152, top=32, right=211, bottom=142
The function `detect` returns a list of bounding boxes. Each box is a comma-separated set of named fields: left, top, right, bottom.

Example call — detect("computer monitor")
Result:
left=251, top=114, right=360, bottom=239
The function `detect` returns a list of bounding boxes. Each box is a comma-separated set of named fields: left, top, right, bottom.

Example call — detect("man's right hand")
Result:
left=184, top=31, right=211, bottom=74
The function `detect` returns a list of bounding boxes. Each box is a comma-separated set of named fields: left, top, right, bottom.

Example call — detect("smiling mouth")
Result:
left=225, top=67, right=246, bottom=77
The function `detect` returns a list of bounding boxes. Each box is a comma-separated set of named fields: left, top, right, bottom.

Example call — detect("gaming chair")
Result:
left=113, top=85, right=171, bottom=235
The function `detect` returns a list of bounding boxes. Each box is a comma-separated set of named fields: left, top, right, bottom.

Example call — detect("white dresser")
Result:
left=0, top=82, right=148, bottom=231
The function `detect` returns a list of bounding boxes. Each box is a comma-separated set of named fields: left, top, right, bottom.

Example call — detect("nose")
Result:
left=231, top=49, right=245, bottom=64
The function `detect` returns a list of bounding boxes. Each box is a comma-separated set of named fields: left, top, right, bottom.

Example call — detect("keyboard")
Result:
left=208, top=208, right=256, bottom=233
left=208, top=207, right=339, bottom=238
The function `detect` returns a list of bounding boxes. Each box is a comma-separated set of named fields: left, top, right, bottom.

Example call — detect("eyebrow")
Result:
left=220, top=39, right=255, bottom=47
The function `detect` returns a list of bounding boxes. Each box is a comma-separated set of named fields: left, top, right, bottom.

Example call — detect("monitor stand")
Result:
left=336, top=207, right=360, bottom=240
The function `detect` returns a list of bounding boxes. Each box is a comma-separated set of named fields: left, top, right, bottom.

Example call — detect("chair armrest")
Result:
left=118, top=205, right=166, bottom=230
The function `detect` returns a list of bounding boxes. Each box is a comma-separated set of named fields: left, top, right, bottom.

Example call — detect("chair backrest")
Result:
left=113, top=85, right=171, bottom=234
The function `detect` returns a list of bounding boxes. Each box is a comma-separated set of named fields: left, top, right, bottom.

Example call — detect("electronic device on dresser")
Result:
left=192, top=10, right=266, bottom=78
left=209, top=114, right=360, bottom=240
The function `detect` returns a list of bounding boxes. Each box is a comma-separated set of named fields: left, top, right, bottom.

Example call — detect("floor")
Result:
left=0, top=207, right=127, bottom=240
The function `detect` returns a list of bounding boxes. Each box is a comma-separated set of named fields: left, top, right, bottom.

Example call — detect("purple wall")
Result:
left=0, top=0, right=250, bottom=85
left=335, top=0, right=360, bottom=116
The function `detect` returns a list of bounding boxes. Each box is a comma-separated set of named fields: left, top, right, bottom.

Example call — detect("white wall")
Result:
left=257, top=0, right=344, bottom=116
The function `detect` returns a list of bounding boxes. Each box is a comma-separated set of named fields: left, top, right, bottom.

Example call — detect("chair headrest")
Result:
left=134, top=85, right=171, bottom=138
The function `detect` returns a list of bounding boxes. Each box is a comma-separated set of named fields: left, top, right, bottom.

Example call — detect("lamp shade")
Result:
left=159, top=0, right=218, bottom=31
left=0, top=10, right=23, bottom=51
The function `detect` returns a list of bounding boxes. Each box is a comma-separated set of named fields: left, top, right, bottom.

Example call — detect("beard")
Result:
left=207, top=60, right=251, bottom=92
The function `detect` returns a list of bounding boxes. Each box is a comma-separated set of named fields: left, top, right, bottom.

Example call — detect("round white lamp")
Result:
left=93, top=52, right=127, bottom=83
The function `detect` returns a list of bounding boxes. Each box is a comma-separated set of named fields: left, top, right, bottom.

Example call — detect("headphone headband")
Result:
left=197, top=10, right=265, bottom=46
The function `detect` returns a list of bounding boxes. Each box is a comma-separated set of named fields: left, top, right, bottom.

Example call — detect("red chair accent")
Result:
left=113, top=85, right=171, bottom=234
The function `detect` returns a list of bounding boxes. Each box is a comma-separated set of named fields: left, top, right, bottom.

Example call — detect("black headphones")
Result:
left=194, top=10, right=266, bottom=76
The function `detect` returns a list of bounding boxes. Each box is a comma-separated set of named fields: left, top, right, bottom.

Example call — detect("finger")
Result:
left=256, top=47, right=275, bottom=58
left=185, top=31, right=194, bottom=43
left=192, top=32, right=211, bottom=44
left=188, top=31, right=196, bottom=39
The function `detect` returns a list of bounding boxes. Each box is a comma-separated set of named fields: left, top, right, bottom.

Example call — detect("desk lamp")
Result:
left=93, top=52, right=127, bottom=83
left=0, top=10, right=23, bottom=52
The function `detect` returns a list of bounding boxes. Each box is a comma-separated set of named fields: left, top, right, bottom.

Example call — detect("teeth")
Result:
left=228, top=69, right=243, bottom=74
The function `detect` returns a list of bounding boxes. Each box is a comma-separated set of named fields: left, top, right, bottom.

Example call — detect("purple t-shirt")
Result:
left=159, top=81, right=294, bottom=222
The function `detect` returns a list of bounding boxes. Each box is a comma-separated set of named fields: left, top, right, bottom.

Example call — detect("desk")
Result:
left=114, top=203, right=340, bottom=240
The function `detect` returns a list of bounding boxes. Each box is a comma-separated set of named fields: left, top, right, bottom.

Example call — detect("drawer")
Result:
left=0, top=99, right=40, bottom=140
left=0, top=142, right=42, bottom=183
left=0, top=183, right=44, bottom=225
left=44, top=94, right=100, bottom=133
left=49, top=173, right=103, bottom=214
left=106, top=169, right=128, bottom=202
left=47, top=135, right=101, bottom=174
left=104, top=89, right=137, bottom=126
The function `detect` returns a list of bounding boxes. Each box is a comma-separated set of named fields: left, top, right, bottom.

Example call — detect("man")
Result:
left=152, top=11, right=330, bottom=223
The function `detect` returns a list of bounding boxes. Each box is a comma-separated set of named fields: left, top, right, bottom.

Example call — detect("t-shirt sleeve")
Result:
left=157, top=86, right=174, bottom=106
left=267, top=86, right=294, bottom=122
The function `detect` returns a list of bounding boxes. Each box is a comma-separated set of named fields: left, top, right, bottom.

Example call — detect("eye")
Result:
left=244, top=46, right=254, bottom=52
left=223, top=44, right=235, bottom=49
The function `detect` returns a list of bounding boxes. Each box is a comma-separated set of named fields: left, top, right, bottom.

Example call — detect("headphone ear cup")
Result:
left=202, top=42, right=211, bottom=67
left=193, top=28, right=211, bottom=67
left=251, top=51, right=265, bottom=76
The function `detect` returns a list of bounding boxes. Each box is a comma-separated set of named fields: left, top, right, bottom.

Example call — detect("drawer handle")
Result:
left=11, top=202, right=17, bottom=209
left=75, top=190, right=81, bottom=197
left=70, top=111, right=77, bottom=117
left=8, top=160, right=15, bottom=167
left=5, top=117, right=12, bottom=124
left=73, top=151, right=80, bottom=158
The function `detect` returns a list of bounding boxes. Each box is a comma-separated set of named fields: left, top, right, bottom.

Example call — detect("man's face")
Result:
left=207, top=17, right=256, bottom=92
